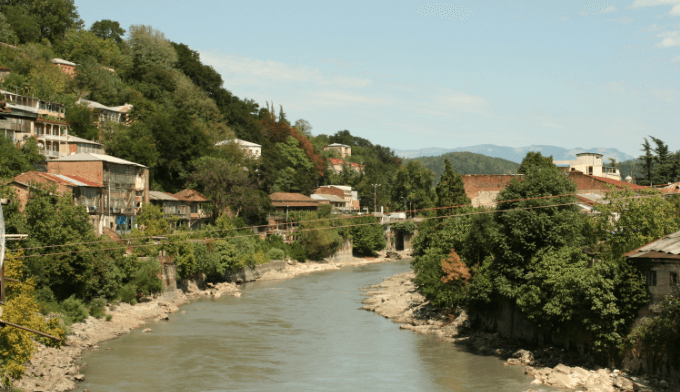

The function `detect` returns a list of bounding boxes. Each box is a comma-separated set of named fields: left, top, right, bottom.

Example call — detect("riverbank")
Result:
left=15, top=252, right=408, bottom=391
left=360, top=271, right=674, bottom=392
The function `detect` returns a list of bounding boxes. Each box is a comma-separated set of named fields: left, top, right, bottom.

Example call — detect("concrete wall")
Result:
left=326, top=237, right=353, bottom=262
left=462, top=175, right=519, bottom=207
left=223, top=260, right=288, bottom=284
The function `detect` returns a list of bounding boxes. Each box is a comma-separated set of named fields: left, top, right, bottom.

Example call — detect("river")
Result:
left=79, top=259, right=552, bottom=391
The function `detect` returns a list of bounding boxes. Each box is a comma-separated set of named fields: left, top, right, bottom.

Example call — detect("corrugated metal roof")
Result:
left=65, top=135, right=104, bottom=146
left=149, top=191, right=179, bottom=201
left=54, top=153, right=147, bottom=168
left=215, top=138, right=261, bottom=148
left=310, top=194, right=345, bottom=203
left=76, top=98, right=111, bottom=111
left=626, top=230, right=680, bottom=259
left=51, top=58, right=76, bottom=66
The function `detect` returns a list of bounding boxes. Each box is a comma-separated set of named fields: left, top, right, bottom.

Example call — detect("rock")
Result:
left=74, top=374, right=85, bottom=382
left=142, top=328, right=152, bottom=333
left=181, top=311, right=186, bottom=314
left=660, top=380, right=669, bottom=388
left=613, top=377, right=635, bottom=392
left=554, top=363, right=571, bottom=374
left=513, top=349, right=534, bottom=365
left=386, top=251, right=402, bottom=260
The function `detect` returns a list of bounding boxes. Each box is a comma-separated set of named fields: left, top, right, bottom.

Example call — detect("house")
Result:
left=173, top=189, right=211, bottom=229
left=324, top=143, right=351, bottom=158
left=215, top=138, right=261, bottom=159
left=328, top=158, right=365, bottom=174
left=625, top=230, right=680, bottom=307
left=65, top=134, right=105, bottom=155
left=553, top=153, right=621, bottom=181
left=76, top=98, right=133, bottom=126
left=149, top=191, right=190, bottom=228
left=51, top=58, right=77, bottom=78
left=0, top=66, right=10, bottom=80
left=47, top=153, right=149, bottom=234
left=268, top=192, right=320, bottom=236
left=310, top=193, right=346, bottom=209
left=12, top=171, right=104, bottom=229
left=314, top=185, right=359, bottom=211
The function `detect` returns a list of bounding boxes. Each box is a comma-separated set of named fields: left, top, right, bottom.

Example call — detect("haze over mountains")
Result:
left=394, top=145, right=636, bottom=164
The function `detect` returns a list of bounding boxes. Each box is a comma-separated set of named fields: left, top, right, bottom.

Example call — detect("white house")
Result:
left=215, top=138, right=261, bottom=159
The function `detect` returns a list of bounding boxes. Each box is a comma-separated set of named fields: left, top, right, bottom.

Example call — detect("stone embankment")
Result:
left=361, top=271, right=675, bottom=392
left=15, top=282, right=240, bottom=392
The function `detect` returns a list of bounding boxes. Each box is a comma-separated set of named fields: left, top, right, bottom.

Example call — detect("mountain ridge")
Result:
left=395, top=144, right=636, bottom=164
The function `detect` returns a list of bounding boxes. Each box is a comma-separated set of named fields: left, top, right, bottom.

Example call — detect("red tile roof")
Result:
left=270, top=192, right=319, bottom=207
left=174, top=189, right=209, bottom=202
left=329, top=158, right=365, bottom=168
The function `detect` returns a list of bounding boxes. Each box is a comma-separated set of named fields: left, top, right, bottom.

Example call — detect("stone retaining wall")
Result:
left=223, top=260, right=288, bottom=283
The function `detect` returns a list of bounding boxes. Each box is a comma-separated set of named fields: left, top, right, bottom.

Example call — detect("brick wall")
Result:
left=462, top=175, right=519, bottom=207
left=566, top=172, right=634, bottom=193
left=47, top=161, right=104, bottom=186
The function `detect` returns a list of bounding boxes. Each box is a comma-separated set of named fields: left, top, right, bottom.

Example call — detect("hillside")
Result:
left=414, top=151, right=519, bottom=183
left=396, top=144, right=635, bottom=164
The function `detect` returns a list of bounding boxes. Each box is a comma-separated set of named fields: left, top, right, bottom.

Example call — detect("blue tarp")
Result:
left=116, top=215, right=127, bottom=225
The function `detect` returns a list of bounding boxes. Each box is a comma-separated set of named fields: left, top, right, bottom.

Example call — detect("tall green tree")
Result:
left=435, top=158, right=470, bottom=216
left=90, top=19, right=125, bottom=44
left=517, top=151, right=554, bottom=174
left=391, top=160, right=435, bottom=215
left=0, top=0, right=82, bottom=44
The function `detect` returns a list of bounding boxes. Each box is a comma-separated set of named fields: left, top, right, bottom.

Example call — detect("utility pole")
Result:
left=371, top=184, right=381, bottom=213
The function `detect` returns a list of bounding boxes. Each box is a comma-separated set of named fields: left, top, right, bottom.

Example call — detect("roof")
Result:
left=174, top=189, right=209, bottom=202
left=310, top=193, right=345, bottom=203
left=328, top=158, right=365, bottom=167
left=575, top=152, right=603, bottom=157
left=51, top=58, right=76, bottom=66
left=76, top=98, right=111, bottom=111
left=326, top=143, right=350, bottom=148
left=14, top=171, right=102, bottom=188
left=269, top=192, right=319, bottom=207
left=108, top=103, right=133, bottom=113
left=625, top=230, right=680, bottom=260
left=215, top=138, right=261, bottom=148
left=567, top=172, right=646, bottom=190
left=53, top=153, right=147, bottom=168
left=65, top=135, right=104, bottom=146
left=149, top=191, right=180, bottom=202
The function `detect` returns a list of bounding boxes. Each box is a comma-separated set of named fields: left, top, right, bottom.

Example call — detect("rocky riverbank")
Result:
left=360, top=271, right=676, bottom=392
left=15, top=251, right=408, bottom=391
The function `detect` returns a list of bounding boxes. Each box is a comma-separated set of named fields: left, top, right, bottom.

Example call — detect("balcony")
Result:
left=7, top=103, right=39, bottom=113
left=37, top=134, right=67, bottom=142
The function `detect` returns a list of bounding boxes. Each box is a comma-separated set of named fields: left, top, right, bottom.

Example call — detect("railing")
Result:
left=38, top=134, right=67, bottom=142
left=7, top=103, right=39, bottom=113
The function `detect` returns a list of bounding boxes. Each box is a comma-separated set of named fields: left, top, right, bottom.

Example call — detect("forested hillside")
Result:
left=415, top=151, right=519, bottom=183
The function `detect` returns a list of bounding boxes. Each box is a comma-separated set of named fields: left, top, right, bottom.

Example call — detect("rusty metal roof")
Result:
left=625, top=230, right=680, bottom=260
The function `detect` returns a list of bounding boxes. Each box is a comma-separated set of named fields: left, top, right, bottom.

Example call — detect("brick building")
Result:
left=47, top=153, right=149, bottom=233
left=51, top=58, right=77, bottom=78
left=328, top=158, right=365, bottom=174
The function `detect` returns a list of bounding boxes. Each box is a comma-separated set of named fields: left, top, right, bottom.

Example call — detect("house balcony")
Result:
left=37, top=134, right=67, bottom=142
left=7, top=103, right=39, bottom=113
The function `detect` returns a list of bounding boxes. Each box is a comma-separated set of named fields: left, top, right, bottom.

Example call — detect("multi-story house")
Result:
left=1, top=90, right=104, bottom=159
left=51, top=58, right=77, bottom=78
left=76, top=98, right=133, bottom=127
left=324, top=143, right=351, bottom=158
left=47, top=153, right=150, bottom=234
left=215, top=138, right=262, bottom=159
left=553, top=153, right=621, bottom=181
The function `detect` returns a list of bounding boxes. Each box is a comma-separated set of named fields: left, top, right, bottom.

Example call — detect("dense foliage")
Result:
left=410, top=151, right=676, bottom=360
left=416, top=151, right=520, bottom=183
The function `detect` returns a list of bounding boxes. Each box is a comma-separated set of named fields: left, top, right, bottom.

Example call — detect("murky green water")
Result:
left=79, top=260, right=554, bottom=391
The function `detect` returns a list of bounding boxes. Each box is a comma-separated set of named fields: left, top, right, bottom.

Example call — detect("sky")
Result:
left=75, top=0, right=680, bottom=156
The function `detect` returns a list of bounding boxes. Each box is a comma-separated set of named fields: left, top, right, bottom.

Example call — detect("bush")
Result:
left=60, top=295, right=89, bottom=325
left=105, top=314, right=112, bottom=321
left=267, top=248, right=285, bottom=260
left=133, top=259, right=163, bottom=296
left=289, top=242, right=307, bottom=263
left=89, top=297, right=107, bottom=319
left=118, top=283, right=137, bottom=304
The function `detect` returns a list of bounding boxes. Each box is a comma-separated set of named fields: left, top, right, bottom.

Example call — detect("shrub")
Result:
left=289, top=242, right=307, bottom=263
left=105, top=314, right=112, bottom=321
left=118, top=283, right=137, bottom=304
left=133, top=259, right=163, bottom=296
left=89, top=298, right=107, bottom=319
left=60, top=295, right=89, bottom=325
left=267, top=248, right=285, bottom=260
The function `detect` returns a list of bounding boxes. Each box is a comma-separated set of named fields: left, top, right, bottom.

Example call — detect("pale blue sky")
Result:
left=75, top=1, right=680, bottom=156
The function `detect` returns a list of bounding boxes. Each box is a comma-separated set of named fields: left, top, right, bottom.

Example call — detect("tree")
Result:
left=294, top=119, right=313, bottom=138
left=391, top=160, right=435, bottom=215
left=349, top=216, right=385, bottom=256
left=435, top=158, right=470, bottom=216
left=640, top=138, right=654, bottom=185
left=127, top=25, right=177, bottom=76
left=0, top=136, right=42, bottom=178
left=192, top=154, right=270, bottom=220
left=65, top=102, right=99, bottom=140
left=517, top=151, right=554, bottom=174
left=0, top=11, right=16, bottom=43
left=90, top=19, right=125, bottom=44
left=0, top=0, right=82, bottom=44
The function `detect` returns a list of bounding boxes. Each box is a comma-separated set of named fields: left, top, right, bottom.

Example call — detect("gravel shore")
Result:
left=360, top=271, right=674, bottom=392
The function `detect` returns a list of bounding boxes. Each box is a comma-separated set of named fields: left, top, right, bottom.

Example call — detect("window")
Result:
left=645, top=270, right=657, bottom=286
left=671, top=272, right=678, bottom=287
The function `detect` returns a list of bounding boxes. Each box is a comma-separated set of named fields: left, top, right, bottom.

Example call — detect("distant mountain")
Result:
left=395, top=144, right=635, bottom=164
left=414, top=151, right=520, bottom=184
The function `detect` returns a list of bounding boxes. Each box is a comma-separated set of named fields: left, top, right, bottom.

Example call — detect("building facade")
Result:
left=553, top=153, right=621, bottom=181
left=324, top=143, right=351, bottom=158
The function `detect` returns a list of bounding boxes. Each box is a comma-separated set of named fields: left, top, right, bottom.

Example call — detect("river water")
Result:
left=80, top=260, right=553, bottom=391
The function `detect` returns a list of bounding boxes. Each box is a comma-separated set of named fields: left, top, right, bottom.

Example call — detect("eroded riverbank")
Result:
left=360, top=271, right=676, bottom=392
left=16, top=253, right=409, bottom=391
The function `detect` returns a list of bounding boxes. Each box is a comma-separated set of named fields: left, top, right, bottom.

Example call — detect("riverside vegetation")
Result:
left=409, top=150, right=680, bottom=371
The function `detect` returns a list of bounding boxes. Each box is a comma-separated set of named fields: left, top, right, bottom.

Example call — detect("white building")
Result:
left=553, top=152, right=621, bottom=181
left=215, top=138, right=261, bottom=159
